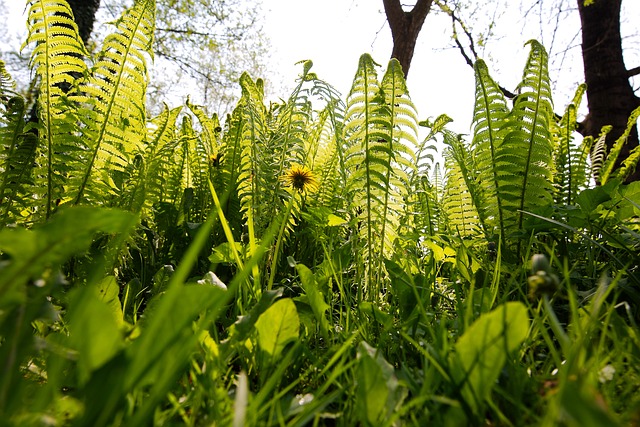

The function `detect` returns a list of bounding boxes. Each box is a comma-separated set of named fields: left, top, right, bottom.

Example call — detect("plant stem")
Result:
left=267, top=193, right=297, bottom=290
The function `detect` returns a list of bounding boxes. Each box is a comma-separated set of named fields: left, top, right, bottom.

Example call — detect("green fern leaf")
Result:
left=552, top=84, right=591, bottom=205
left=121, top=105, right=182, bottom=213
left=236, top=72, right=270, bottom=232
left=72, top=0, right=155, bottom=205
left=601, top=106, right=640, bottom=184
left=24, top=0, right=89, bottom=218
left=494, top=40, right=554, bottom=246
left=0, top=97, right=37, bottom=224
left=344, top=55, right=416, bottom=299
left=442, top=147, right=481, bottom=238
left=470, top=59, right=509, bottom=240
left=0, top=60, right=17, bottom=100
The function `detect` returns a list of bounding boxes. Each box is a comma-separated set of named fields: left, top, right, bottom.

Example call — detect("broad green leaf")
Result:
left=451, top=302, right=529, bottom=415
left=230, top=289, right=283, bottom=341
left=296, top=264, right=330, bottom=340
left=0, top=207, right=137, bottom=304
left=355, top=341, right=405, bottom=425
left=67, top=286, right=124, bottom=385
left=96, top=276, right=124, bottom=324
left=327, top=214, right=347, bottom=226
left=358, top=302, right=393, bottom=330
left=209, top=241, right=245, bottom=264
left=254, top=298, right=299, bottom=357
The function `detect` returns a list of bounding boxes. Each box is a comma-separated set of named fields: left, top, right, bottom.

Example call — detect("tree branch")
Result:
left=383, top=0, right=433, bottom=76
left=628, top=65, right=640, bottom=78
left=438, top=1, right=516, bottom=99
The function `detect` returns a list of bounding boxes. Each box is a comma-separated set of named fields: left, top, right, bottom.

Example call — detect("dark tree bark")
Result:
left=383, top=0, right=433, bottom=78
left=578, top=0, right=640, bottom=182
left=67, top=0, right=101, bottom=46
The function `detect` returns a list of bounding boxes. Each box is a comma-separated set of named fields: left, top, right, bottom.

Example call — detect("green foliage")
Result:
left=0, top=3, right=639, bottom=425
left=254, top=298, right=300, bottom=358
left=450, top=302, right=529, bottom=419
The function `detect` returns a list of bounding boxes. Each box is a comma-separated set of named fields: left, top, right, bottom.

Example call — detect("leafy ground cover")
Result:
left=1, top=1, right=640, bottom=426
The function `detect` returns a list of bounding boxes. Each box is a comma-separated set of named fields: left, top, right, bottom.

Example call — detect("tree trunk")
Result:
left=578, top=0, right=640, bottom=182
left=67, top=0, right=101, bottom=46
left=383, top=0, right=433, bottom=78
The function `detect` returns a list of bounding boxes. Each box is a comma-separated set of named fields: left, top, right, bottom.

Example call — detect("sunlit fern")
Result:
left=343, top=54, right=418, bottom=300
left=469, top=59, right=509, bottom=242
left=551, top=84, right=592, bottom=206
left=24, top=0, right=89, bottom=218
left=120, top=105, right=183, bottom=214
left=442, top=132, right=481, bottom=239
left=599, top=106, right=640, bottom=184
left=71, top=0, right=155, bottom=206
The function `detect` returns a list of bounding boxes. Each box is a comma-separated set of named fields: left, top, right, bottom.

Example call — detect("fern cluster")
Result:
left=2, top=0, right=639, bottom=307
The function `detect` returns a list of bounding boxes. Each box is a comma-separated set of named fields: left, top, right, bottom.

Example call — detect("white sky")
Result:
left=262, top=0, right=640, bottom=134
left=4, top=0, right=640, bottom=136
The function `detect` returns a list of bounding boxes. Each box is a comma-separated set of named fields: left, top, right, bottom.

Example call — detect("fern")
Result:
left=552, top=84, right=591, bottom=205
left=304, top=103, right=341, bottom=210
left=0, top=95, right=37, bottom=224
left=0, top=60, right=17, bottom=101
left=494, top=41, right=554, bottom=251
left=413, top=114, right=448, bottom=183
left=590, top=126, right=611, bottom=184
left=24, top=0, right=89, bottom=218
left=442, top=150, right=481, bottom=239
left=71, top=0, right=155, bottom=205
left=180, top=108, right=217, bottom=223
left=470, top=59, right=509, bottom=242
left=216, top=96, right=246, bottom=237
left=442, top=132, right=481, bottom=239
left=343, top=54, right=417, bottom=299
left=236, top=72, right=269, bottom=234
left=600, top=106, right=640, bottom=184
left=119, top=105, right=182, bottom=214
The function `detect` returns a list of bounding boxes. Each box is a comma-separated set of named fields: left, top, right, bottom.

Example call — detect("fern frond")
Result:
left=495, top=40, right=554, bottom=247
left=470, top=59, right=510, bottom=240
left=216, top=97, right=246, bottom=235
left=0, top=60, right=17, bottom=101
left=24, top=0, right=89, bottom=218
left=0, top=97, right=37, bottom=224
left=601, top=106, right=640, bottom=184
left=305, top=103, right=341, bottom=210
left=590, top=127, right=610, bottom=183
left=552, top=85, right=591, bottom=205
left=344, top=54, right=415, bottom=299
left=414, top=115, right=448, bottom=182
left=442, top=146, right=481, bottom=238
left=72, top=0, right=155, bottom=205
left=121, top=105, right=182, bottom=214
left=236, top=72, right=270, bottom=232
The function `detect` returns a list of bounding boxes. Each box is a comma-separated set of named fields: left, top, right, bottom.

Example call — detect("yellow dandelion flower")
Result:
left=281, top=164, right=319, bottom=194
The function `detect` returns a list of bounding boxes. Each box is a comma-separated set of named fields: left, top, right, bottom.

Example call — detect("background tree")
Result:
left=383, top=0, right=639, bottom=181
left=0, top=0, right=272, bottom=117
left=383, top=0, right=433, bottom=77
left=66, top=0, right=101, bottom=45
left=578, top=0, right=639, bottom=182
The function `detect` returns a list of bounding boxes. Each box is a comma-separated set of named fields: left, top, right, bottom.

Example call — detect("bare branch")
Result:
left=437, top=1, right=516, bottom=98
